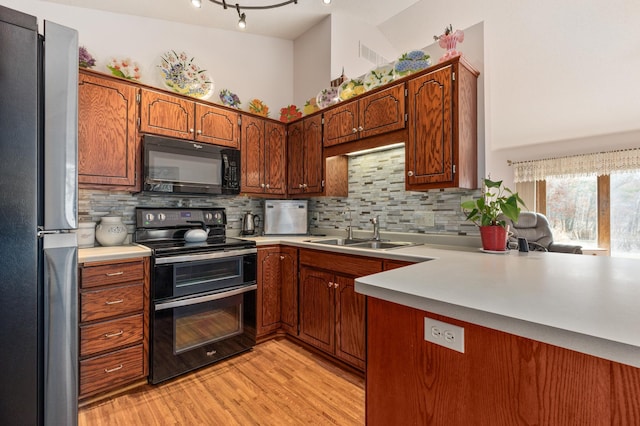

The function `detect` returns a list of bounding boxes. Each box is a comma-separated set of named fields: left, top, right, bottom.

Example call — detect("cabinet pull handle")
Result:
left=105, top=299, right=124, bottom=305
left=104, top=330, right=124, bottom=338
left=206, top=350, right=217, bottom=357
left=105, top=271, right=124, bottom=277
left=358, top=126, right=364, bottom=132
left=104, top=364, right=123, bottom=373
left=407, top=171, right=414, bottom=177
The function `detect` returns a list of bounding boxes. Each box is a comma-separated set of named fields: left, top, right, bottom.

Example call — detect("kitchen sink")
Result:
left=308, top=238, right=421, bottom=250
left=308, top=238, right=368, bottom=246
left=349, top=241, right=422, bottom=250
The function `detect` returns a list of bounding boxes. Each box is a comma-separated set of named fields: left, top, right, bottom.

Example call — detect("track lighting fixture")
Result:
left=322, top=0, right=331, bottom=4
left=207, top=0, right=307, bottom=29
left=191, top=0, right=202, bottom=8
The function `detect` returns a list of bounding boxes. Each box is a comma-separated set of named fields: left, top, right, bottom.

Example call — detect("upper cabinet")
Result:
left=78, top=71, right=140, bottom=190
left=405, top=59, right=478, bottom=190
left=323, top=83, right=406, bottom=147
left=240, top=115, right=286, bottom=196
left=287, top=115, right=324, bottom=196
left=140, top=89, right=240, bottom=148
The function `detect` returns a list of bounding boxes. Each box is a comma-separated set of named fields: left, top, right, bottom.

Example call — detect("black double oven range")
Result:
left=135, top=207, right=257, bottom=384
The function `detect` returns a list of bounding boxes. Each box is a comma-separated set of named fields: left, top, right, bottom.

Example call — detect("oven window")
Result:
left=173, top=294, right=243, bottom=354
left=174, top=258, right=242, bottom=292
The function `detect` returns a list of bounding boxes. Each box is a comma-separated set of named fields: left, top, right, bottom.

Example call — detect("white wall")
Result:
left=379, top=0, right=640, bottom=188
left=293, top=16, right=331, bottom=109
left=2, top=0, right=294, bottom=114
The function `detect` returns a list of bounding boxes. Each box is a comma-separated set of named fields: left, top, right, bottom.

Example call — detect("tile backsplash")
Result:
left=79, top=147, right=481, bottom=240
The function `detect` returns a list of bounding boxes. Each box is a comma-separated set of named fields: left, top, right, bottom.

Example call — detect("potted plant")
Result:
left=461, top=178, right=526, bottom=251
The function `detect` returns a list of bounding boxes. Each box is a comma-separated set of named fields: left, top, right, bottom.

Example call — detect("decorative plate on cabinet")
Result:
left=338, top=79, right=365, bottom=101
left=107, top=57, right=141, bottom=81
left=219, top=89, right=241, bottom=109
left=158, top=50, right=214, bottom=99
left=316, top=86, right=340, bottom=109
left=363, top=64, right=395, bottom=91
left=394, top=50, right=432, bottom=77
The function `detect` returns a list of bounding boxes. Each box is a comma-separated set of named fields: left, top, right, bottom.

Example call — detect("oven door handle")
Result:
left=154, top=284, right=257, bottom=311
left=154, top=248, right=257, bottom=265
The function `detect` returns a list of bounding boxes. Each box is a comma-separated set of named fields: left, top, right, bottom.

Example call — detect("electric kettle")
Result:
left=241, top=211, right=260, bottom=236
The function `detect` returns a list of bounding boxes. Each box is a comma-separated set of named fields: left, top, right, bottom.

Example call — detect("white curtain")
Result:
left=511, top=148, right=640, bottom=182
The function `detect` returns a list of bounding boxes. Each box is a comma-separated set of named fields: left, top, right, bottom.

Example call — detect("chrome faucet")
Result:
left=344, top=207, right=353, bottom=239
left=370, top=215, right=380, bottom=241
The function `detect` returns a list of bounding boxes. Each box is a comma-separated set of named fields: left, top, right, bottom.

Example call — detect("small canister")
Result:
left=75, top=222, right=96, bottom=248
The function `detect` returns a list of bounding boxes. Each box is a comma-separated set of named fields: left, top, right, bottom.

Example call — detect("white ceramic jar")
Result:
left=75, top=221, right=96, bottom=248
left=95, top=215, right=128, bottom=246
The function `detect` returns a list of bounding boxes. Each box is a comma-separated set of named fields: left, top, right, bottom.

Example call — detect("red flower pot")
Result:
left=479, top=225, right=508, bottom=251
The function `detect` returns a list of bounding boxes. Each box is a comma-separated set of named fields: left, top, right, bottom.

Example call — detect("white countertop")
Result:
left=78, top=243, right=152, bottom=263
left=248, top=234, right=640, bottom=368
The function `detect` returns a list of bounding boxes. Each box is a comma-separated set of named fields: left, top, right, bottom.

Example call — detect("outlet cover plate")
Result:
left=424, top=317, right=465, bottom=353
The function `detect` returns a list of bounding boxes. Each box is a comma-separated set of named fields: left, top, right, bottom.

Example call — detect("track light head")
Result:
left=238, top=12, right=246, bottom=29
left=191, top=0, right=202, bottom=7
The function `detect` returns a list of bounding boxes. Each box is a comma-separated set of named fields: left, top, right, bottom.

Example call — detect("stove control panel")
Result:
left=136, top=208, right=226, bottom=228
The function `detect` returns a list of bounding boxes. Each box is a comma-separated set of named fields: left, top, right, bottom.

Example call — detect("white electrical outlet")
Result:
left=424, top=317, right=465, bottom=353
left=424, top=211, right=435, bottom=227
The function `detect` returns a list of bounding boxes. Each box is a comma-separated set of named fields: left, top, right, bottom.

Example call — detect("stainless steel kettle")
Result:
left=241, top=211, right=260, bottom=236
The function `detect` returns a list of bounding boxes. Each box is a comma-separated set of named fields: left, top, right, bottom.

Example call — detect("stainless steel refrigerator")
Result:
left=0, top=5, right=79, bottom=425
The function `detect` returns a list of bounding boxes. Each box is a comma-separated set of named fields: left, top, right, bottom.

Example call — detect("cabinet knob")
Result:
left=302, top=183, right=308, bottom=189
left=352, top=128, right=358, bottom=133
left=280, top=256, right=285, bottom=260
left=408, top=171, right=414, bottom=177
left=334, top=282, right=339, bottom=289
left=261, top=183, right=266, bottom=188
left=328, top=281, right=333, bottom=288
left=358, top=126, right=364, bottom=132
left=266, top=184, right=270, bottom=189
left=197, top=130, right=202, bottom=135
left=299, top=184, right=304, bottom=189
left=189, top=128, right=194, bottom=133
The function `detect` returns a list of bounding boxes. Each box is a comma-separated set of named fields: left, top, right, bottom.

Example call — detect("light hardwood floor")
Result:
left=78, top=338, right=365, bottom=425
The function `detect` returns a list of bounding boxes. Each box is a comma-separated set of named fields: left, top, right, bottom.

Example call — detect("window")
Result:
left=546, top=176, right=597, bottom=247
left=511, top=148, right=640, bottom=258
left=610, top=171, right=640, bottom=258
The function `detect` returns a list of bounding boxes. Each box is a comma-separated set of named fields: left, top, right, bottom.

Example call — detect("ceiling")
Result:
left=43, top=0, right=420, bottom=40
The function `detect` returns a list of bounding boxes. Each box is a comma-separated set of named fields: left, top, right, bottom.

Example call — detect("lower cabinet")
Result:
left=298, top=249, right=383, bottom=370
left=78, top=257, right=149, bottom=400
left=256, top=246, right=298, bottom=338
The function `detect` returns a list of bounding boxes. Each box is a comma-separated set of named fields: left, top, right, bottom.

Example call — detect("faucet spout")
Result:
left=344, top=207, right=353, bottom=239
left=370, top=215, right=380, bottom=241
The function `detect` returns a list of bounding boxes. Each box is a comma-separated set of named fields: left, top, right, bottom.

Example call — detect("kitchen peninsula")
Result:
left=353, top=248, right=640, bottom=424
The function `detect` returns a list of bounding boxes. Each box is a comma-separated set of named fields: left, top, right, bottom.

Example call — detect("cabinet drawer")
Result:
left=81, top=260, right=144, bottom=288
left=81, top=283, right=143, bottom=322
left=79, top=344, right=144, bottom=397
left=80, top=314, right=143, bottom=357
left=300, top=249, right=383, bottom=277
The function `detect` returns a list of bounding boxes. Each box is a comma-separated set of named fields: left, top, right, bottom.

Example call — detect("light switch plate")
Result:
left=424, top=317, right=465, bottom=353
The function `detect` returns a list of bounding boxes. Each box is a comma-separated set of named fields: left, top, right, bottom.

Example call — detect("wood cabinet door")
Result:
left=139, top=89, right=194, bottom=140
left=286, top=120, right=305, bottom=195
left=406, top=66, right=453, bottom=188
left=334, top=275, right=365, bottom=369
left=359, top=83, right=406, bottom=139
left=323, top=102, right=359, bottom=147
left=257, top=247, right=282, bottom=337
left=195, top=103, right=239, bottom=148
left=302, top=115, right=324, bottom=194
left=298, top=266, right=334, bottom=353
left=264, top=121, right=286, bottom=195
left=240, top=114, right=265, bottom=194
left=279, top=246, right=299, bottom=335
left=78, top=73, right=139, bottom=188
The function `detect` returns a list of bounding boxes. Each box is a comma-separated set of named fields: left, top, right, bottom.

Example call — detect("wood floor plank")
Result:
left=79, top=338, right=365, bottom=425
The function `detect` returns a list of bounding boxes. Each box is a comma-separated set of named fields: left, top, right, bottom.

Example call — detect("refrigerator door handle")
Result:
left=43, top=21, right=78, bottom=231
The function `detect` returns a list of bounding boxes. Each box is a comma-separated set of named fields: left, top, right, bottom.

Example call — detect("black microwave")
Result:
left=143, top=135, right=240, bottom=195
